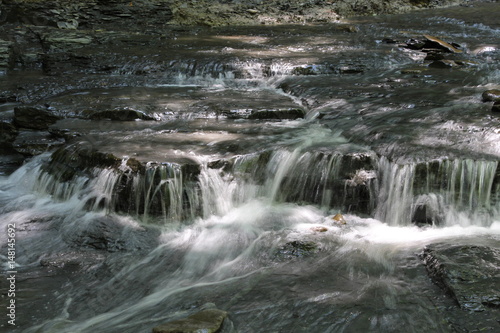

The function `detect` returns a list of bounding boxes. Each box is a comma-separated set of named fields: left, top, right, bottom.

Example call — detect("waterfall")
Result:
left=6, top=149, right=498, bottom=229
left=375, top=157, right=499, bottom=227
left=129, top=163, right=200, bottom=224
left=374, top=157, right=416, bottom=226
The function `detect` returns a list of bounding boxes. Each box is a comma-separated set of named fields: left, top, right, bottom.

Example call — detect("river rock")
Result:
left=14, top=106, right=62, bottom=130
left=152, top=308, right=228, bottom=333
left=0, top=121, right=18, bottom=144
left=492, top=101, right=500, bottom=113
left=421, top=243, right=500, bottom=311
left=332, top=213, right=347, bottom=224
left=87, top=108, right=156, bottom=121
left=311, top=226, right=328, bottom=232
left=276, top=240, right=320, bottom=260
left=13, top=130, right=65, bottom=156
left=247, top=108, right=305, bottom=120
left=428, top=60, right=460, bottom=69
left=0, top=39, right=12, bottom=71
left=423, top=34, right=462, bottom=53
left=482, top=89, right=500, bottom=102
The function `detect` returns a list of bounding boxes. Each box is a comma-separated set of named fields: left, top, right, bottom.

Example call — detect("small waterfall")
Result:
left=128, top=163, right=200, bottom=224
left=375, top=157, right=416, bottom=226
left=9, top=147, right=498, bottom=229
left=197, top=148, right=375, bottom=218
left=375, top=157, right=499, bottom=227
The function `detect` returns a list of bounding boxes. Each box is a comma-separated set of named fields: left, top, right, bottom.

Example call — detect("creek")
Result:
left=0, top=3, right=499, bottom=333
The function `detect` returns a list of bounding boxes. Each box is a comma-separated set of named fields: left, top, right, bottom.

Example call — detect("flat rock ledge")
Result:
left=152, top=308, right=228, bottom=333
left=420, top=243, right=500, bottom=312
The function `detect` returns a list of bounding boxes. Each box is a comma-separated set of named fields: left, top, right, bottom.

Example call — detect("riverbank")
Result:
left=0, top=0, right=492, bottom=28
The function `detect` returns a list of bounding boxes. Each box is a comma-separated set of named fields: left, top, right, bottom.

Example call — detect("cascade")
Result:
left=375, top=157, right=499, bottom=227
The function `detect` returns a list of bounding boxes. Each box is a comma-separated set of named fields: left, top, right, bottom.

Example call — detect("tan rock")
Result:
left=311, top=226, right=328, bottom=232
left=153, top=309, right=228, bottom=333
left=332, top=213, right=346, bottom=224
left=423, top=34, right=462, bottom=53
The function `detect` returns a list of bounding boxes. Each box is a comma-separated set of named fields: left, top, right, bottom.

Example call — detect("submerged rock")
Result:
left=152, top=308, right=228, bottom=333
left=482, top=89, right=500, bottom=102
left=276, top=240, right=320, bottom=260
left=13, top=130, right=65, bottom=156
left=421, top=243, right=500, bottom=312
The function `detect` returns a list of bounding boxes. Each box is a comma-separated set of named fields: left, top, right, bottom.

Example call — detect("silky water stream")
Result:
left=1, top=3, right=500, bottom=333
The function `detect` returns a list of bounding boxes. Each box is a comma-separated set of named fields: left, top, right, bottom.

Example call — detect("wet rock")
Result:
left=412, top=205, right=435, bottom=226
left=400, top=67, right=427, bottom=74
left=492, top=101, right=500, bottom=113
left=41, top=30, right=93, bottom=51
left=424, top=52, right=445, bottom=61
left=88, top=108, right=156, bottom=121
left=0, top=40, right=13, bottom=72
left=421, top=243, right=500, bottom=311
left=482, top=89, right=500, bottom=102
left=152, top=308, right=228, bottom=333
left=46, top=144, right=122, bottom=181
left=276, top=240, right=320, bottom=260
left=404, top=38, right=426, bottom=50
left=292, top=65, right=321, bottom=76
left=12, top=130, right=65, bottom=156
left=14, top=105, right=62, bottom=130
left=67, top=215, right=159, bottom=252
left=0, top=121, right=18, bottom=144
left=428, top=60, right=460, bottom=69
left=247, top=108, right=305, bottom=120
left=48, top=128, right=81, bottom=141
left=423, top=34, right=462, bottom=53
left=0, top=148, right=25, bottom=176
left=337, top=24, right=359, bottom=33
left=332, top=213, right=347, bottom=224
left=310, top=226, right=328, bottom=232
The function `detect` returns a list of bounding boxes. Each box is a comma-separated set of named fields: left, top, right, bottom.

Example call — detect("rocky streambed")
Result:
left=0, top=1, right=500, bottom=333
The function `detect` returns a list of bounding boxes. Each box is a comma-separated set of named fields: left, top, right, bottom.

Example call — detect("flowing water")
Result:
left=1, top=3, right=500, bottom=333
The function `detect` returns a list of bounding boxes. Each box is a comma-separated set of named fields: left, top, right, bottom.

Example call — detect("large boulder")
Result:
left=14, top=106, right=62, bottom=130
left=421, top=243, right=500, bottom=312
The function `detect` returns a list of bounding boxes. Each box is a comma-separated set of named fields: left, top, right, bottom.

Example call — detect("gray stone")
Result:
left=12, top=130, right=65, bottom=156
left=0, top=121, right=18, bottom=143
left=421, top=244, right=500, bottom=312
left=14, top=106, right=62, bottom=130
